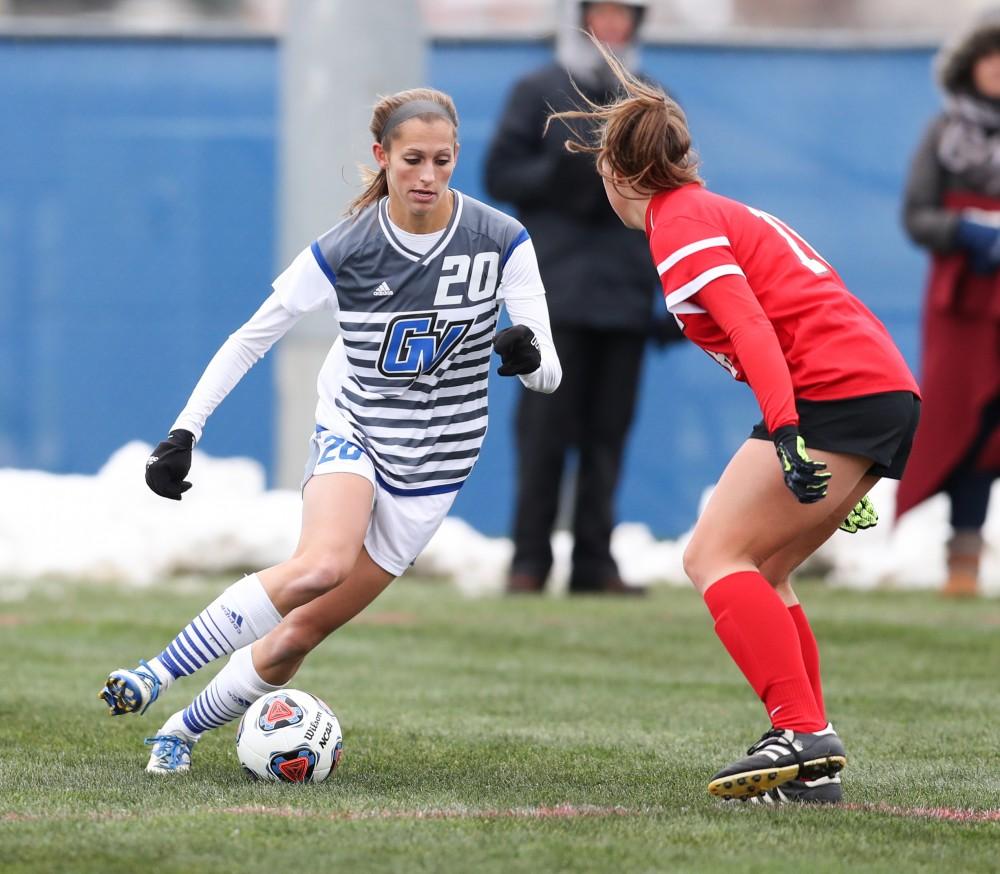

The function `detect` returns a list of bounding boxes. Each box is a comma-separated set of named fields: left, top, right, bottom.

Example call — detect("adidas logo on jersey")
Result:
left=372, top=281, right=394, bottom=297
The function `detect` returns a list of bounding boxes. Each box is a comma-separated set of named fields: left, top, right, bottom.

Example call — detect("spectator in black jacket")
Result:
left=485, top=0, right=675, bottom=595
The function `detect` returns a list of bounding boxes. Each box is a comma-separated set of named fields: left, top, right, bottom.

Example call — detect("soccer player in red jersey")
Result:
left=550, top=43, right=920, bottom=803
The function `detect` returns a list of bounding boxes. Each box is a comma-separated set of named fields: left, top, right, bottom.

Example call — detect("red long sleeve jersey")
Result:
left=646, top=184, right=918, bottom=432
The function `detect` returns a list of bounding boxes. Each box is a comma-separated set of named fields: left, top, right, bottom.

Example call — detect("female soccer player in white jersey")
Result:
left=98, top=88, right=562, bottom=774
left=550, top=44, right=920, bottom=804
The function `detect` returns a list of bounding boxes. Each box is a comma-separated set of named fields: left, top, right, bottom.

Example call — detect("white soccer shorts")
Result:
left=302, top=425, right=458, bottom=577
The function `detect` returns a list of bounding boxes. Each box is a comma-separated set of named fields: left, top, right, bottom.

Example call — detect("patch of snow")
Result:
left=1, top=444, right=997, bottom=597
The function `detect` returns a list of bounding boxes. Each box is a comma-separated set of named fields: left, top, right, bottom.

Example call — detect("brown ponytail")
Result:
left=546, top=36, right=701, bottom=195
left=348, top=88, right=459, bottom=216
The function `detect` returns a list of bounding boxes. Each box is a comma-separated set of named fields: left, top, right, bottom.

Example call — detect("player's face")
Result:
left=973, top=52, right=1000, bottom=100
left=375, top=118, right=458, bottom=229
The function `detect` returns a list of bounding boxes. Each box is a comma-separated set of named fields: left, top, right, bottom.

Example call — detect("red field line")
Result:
left=217, top=803, right=635, bottom=821
left=846, top=803, right=1000, bottom=823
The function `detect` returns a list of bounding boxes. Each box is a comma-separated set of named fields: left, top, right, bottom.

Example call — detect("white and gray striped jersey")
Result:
left=171, top=191, right=561, bottom=496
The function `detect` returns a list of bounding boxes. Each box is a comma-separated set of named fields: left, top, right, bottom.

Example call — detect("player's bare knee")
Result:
left=262, top=623, right=305, bottom=663
left=682, top=541, right=713, bottom=592
left=762, top=563, right=793, bottom=589
left=773, top=578, right=796, bottom=602
left=264, top=619, right=326, bottom=665
left=284, top=554, right=350, bottom=602
left=269, top=620, right=323, bottom=661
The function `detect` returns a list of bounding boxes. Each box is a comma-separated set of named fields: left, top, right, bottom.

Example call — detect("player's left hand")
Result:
left=772, top=426, right=831, bottom=503
left=493, top=325, right=541, bottom=376
left=145, top=429, right=195, bottom=500
left=838, top=495, right=878, bottom=533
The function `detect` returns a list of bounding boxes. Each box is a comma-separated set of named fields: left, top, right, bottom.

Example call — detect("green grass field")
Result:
left=2, top=578, right=998, bottom=874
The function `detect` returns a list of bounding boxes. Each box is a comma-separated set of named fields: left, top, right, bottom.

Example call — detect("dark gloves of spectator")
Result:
left=493, top=325, right=541, bottom=376
left=772, top=425, right=831, bottom=504
left=955, top=217, right=1000, bottom=275
left=145, top=429, right=195, bottom=500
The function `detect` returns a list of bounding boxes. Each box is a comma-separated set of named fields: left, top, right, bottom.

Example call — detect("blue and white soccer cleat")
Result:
left=98, top=659, right=161, bottom=716
left=144, top=735, right=193, bottom=774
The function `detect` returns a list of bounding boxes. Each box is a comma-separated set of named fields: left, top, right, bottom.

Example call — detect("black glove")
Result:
left=493, top=325, right=541, bottom=376
left=145, top=429, right=195, bottom=500
left=772, top=425, right=831, bottom=504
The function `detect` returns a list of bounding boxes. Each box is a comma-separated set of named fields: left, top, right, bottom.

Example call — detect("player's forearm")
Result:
left=170, top=336, right=264, bottom=441
left=520, top=337, right=561, bottom=394
left=502, top=293, right=561, bottom=394
left=499, top=240, right=561, bottom=393
left=727, top=314, right=798, bottom=432
left=697, top=279, right=797, bottom=432
left=171, top=293, right=302, bottom=441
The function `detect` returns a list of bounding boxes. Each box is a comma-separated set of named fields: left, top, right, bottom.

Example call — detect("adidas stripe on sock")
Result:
left=181, top=645, right=281, bottom=735
left=148, top=574, right=281, bottom=683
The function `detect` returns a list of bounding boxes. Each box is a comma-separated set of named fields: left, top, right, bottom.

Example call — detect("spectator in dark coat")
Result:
left=898, top=11, right=1000, bottom=597
left=485, top=1, right=676, bottom=595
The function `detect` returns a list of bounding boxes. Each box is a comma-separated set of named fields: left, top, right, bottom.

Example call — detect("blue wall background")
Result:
left=0, top=37, right=938, bottom=536
left=0, top=38, right=278, bottom=476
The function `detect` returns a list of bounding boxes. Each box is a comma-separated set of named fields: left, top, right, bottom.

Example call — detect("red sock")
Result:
left=788, top=603, right=825, bottom=722
left=703, top=571, right=824, bottom=732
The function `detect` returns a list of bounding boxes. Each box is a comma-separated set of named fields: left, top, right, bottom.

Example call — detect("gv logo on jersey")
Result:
left=377, top=311, right=472, bottom=378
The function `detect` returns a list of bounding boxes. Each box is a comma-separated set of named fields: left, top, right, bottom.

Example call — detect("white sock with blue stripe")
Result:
left=146, top=574, right=281, bottom=687
left=172, top=644, right=281, bottom=737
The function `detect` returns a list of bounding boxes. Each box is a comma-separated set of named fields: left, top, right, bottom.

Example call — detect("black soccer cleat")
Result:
left=707, top=723, right=846, bottom=800
left=747, top=773, right=843, bottom=805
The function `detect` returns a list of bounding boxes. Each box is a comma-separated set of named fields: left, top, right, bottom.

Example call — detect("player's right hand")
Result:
left=772, top=426, right=830, bottom=504
left=145, top=429, right=195, bottom=500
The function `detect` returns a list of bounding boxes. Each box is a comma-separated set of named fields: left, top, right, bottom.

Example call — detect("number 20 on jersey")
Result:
left=434, top=253, right=500, bottom=306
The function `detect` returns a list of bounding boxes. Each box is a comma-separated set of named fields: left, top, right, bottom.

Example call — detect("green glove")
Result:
left=839, top=495, right=878, bottom=534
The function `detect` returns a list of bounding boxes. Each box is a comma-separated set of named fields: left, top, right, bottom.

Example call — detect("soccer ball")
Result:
left=236, top=688, right=343, bottom=783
